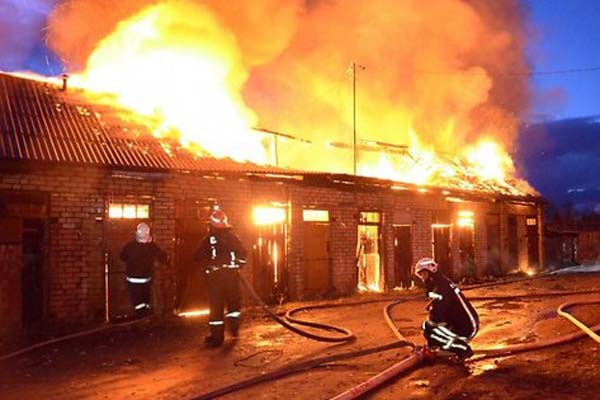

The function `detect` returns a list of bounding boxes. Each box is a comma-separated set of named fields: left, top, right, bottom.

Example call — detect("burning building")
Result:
left=0, top=0, right=543, bottom=338
left=0, top=71, right=543, bottom=339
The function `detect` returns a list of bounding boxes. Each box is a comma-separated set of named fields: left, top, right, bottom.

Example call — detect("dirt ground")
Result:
left=0, top=273, right=598, bottom=400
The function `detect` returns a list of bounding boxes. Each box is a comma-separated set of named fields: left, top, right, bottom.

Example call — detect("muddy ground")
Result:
left=1, top=273, right=598, bottom=400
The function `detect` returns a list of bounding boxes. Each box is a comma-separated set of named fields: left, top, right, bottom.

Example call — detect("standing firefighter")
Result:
left=195, top=206, right=247, bottom=347
left=120, top=222, right=168, bottom=317
left=415, top=257, right=479, bottom=361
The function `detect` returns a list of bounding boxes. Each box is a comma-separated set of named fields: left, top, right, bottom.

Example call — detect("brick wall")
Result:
left=0, top=163, right=544, bottom=335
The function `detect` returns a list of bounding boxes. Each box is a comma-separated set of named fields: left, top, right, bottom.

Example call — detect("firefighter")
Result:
left=120, top=222, right=168, bottom=317
left=415, top=257, right=479, bottom=361
left=195, top=206, right=247, bottom=347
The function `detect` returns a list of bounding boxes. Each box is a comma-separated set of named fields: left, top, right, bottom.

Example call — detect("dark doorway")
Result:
left=303, top=222, right=331, bottom=297
left=486, top=214, right=501, bottom=275
left=432, top=225, right=452, bottom=277
left=21, top=219, right=45, bottom=332
left=393, top=225, right=413, bottom=288
left=458, top=226, right=475, bottom=278
left=175, top=200, right=209, bottom=314
left=507, top=215, right=518, bottom=269
left=526, top=216, right=540, bottom=268
left=106, top=218, right=148, bottom=320
left=253, top=224, right=287, bottom=304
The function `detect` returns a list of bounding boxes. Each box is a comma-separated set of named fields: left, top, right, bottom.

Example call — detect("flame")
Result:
left=42, top=0, right=536, bottom=197
left=69, top=2, right=268, bottom=164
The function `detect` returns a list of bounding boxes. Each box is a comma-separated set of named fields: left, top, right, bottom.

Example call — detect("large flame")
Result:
left=43, top=0, right=534, bottom=196
left=69, top=2, right=267, bottom=164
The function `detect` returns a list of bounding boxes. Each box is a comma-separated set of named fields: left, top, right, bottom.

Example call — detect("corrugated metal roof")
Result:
left=0, top=72, right=294, bottom=174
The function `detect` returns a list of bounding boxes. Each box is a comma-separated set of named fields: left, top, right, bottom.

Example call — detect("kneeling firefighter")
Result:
left=415, top=258, right=479, bottom=361
left=195, top=206, right=247, bottom=347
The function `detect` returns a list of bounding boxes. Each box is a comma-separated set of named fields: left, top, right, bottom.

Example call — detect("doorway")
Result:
left=486, top=214, right=501, bottom=275
left=105, top=203, right=151, bottom=320
left=357, top=211, right=383, bottom=292
left=303, top=221, right=331, bottom=297
left=393, top=225, right=413, bottom=289
left=253, top=224, right=287, bottom=303
left=175, top=199, right=210, bottom=314
left=526, top=216, right=540, bottom=268
left=507, top=215, right=518, bottom=270
left=21, top=219, right=45, bottom=332
left=432, top=225, right=452, bottom=278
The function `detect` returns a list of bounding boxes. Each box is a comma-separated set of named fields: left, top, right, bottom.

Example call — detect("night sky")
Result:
left=1, top=0, right=599, bottom=213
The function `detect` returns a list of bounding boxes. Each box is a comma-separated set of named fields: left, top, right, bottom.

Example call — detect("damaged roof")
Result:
left=0, top=72, right=288, bottom=174
left=0, top=72, right=542, bottom=202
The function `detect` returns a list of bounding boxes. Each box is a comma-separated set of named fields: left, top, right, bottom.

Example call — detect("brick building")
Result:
left=0, top=72, right=544, bottom=339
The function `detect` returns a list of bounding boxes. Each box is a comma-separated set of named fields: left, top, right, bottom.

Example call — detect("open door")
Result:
left=252, top=206, right=288, bottom=304
left=432, top=225, right=452, bottom=278
left=303, top=222, right=331, bottom=297
left=253, top=224, right=287, bottom=303
left=393, top=225, right=413, bottom=288
left=486, top=214, right=501, bottom=275
left=526, top=216, right=540, bottom=268
left=105, top=203, right=151, bottom=320
left=174, top=199, right=210, bottom=315
left=357, top=211, right=383, bottom=292
left=507, top=215, right=518, bottom=270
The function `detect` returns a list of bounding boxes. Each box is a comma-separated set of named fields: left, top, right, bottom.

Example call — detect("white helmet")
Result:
left=415, top=257, right=438, bottom=278
left=135, top=222, right=152, bottom=243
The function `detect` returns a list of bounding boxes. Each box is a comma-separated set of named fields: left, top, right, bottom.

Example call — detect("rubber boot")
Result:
left=204, top=325, right=224, bottom=348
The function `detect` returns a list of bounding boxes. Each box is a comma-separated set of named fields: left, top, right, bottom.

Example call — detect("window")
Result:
left=108, top=203, right=150, bottom=219
left=303, top=209, right=329, bottom=222
left=359, top=211, right=381, bottom=224
left=252, top=206, right=286, bottom=226
left=457, top=210, right=474, bottom=228
left=526, top=217, right=537, bottom=226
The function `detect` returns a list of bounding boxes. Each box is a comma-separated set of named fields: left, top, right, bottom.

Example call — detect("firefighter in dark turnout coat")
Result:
left=120, top=223, right=168, bottom=316
left=195, top=207, right=247, bottom=347
left=415, top=258, right=479, bottom=361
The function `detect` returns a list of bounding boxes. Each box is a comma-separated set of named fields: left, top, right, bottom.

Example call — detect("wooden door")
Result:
left=303, top=222, right=331, bottom=297
left=432, top=226, right=452, bottom=277
left=458, top=226, right=475, bottom=277
left=507, top=215, right=518, bottom=269
left=526, top=217, right=540, bottom=268
left=393, top=225, right=413, bottom=288
left=253, top=224, right=287, bottom=304
left=486, top=214, right=501, bottom=274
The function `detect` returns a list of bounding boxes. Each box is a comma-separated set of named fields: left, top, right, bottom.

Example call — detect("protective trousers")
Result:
left=207, top=268, right=241, bottom=344
left=422, top=320, right=472, bottom=358
left=127, top=280, right=152, bottom=316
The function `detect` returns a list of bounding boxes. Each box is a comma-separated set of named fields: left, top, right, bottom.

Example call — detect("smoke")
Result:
left=45, top=0, right=530, bottom=172
left=0, top=0, right=57, bottom=71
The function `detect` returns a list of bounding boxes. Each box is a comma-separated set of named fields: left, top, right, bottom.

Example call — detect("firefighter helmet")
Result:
left=415, top=257, right=438, bottom=278
left=209, top=207, right=230, bottom=229
left=135, top=222, right=152, bottom=243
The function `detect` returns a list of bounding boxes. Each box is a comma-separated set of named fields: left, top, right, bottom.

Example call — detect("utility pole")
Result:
left=350, top=62, right=365, bottom=175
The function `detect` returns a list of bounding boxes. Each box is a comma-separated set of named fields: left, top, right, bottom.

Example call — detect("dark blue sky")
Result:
left=525, top=0, right=600, bottom=120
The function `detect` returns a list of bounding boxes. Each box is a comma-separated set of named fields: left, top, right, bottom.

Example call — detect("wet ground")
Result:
left=0, top=273, right=598, bottom=400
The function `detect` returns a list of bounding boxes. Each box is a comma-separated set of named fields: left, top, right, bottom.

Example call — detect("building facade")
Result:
left=0, top=73, right=544, bottom=339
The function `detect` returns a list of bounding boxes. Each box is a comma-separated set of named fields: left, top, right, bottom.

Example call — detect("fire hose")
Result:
left=0, top=269, right=552, bottom=362
left=192, top=283, right=599, bottom=400
left=328, top=293, right=600, bottom=400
